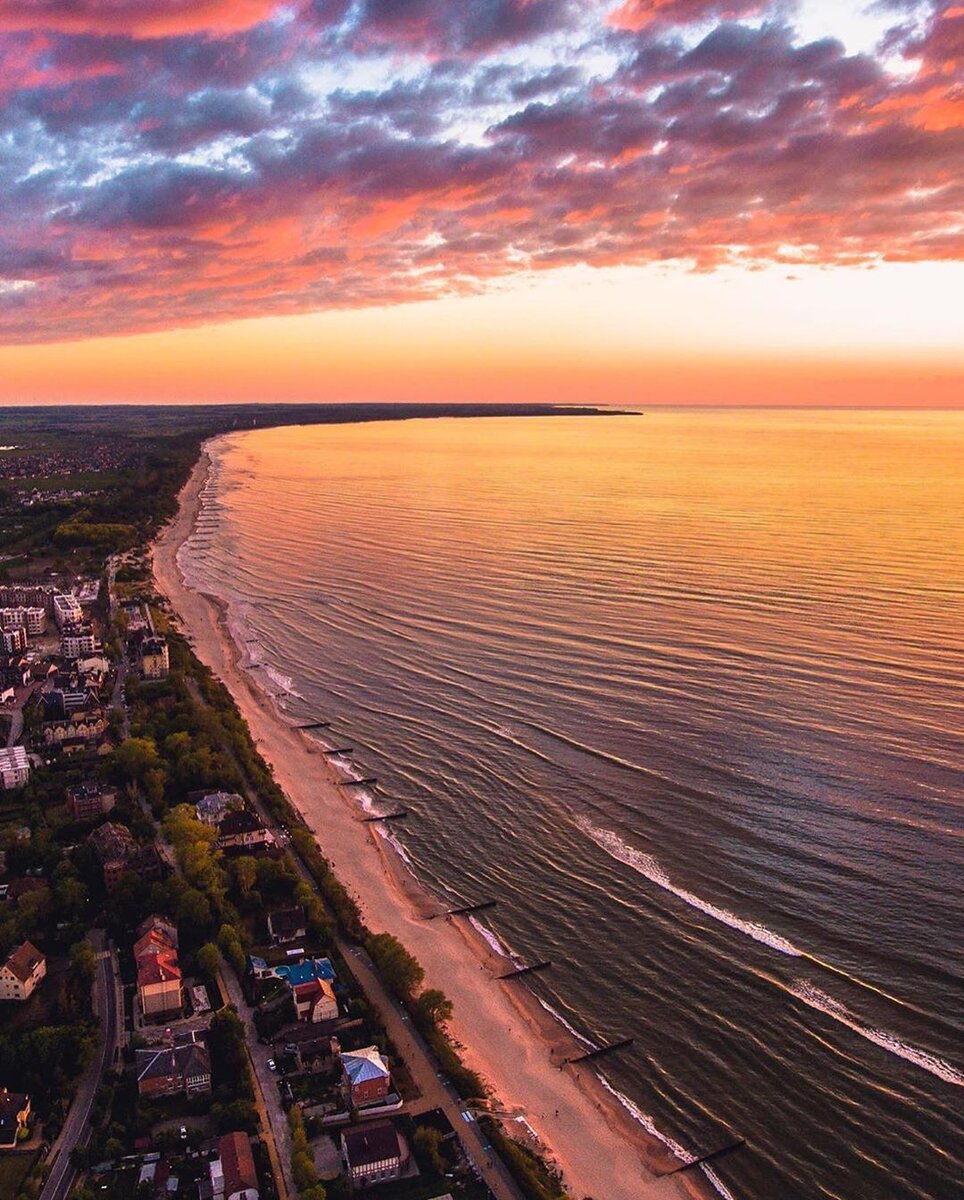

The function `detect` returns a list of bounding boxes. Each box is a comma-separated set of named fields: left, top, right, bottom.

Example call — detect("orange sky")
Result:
left=1, top=262, right=961, bottom=407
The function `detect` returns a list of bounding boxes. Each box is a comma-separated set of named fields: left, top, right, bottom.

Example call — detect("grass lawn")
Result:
left=0, top=1151, right=39, bottom=1198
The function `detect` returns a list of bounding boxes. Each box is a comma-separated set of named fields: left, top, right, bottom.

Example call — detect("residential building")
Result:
left=140, top=637, right=170, bottom=680
left=195, top=791, right=242, bottom=827
left=66, top=781, right=118, bottom=821
left=0, top=608, right=46, bottom=636
left=0, top=655, right=30, bottom=689
left=217, top=809, right=272, bottom=852
left=87, top=821, right=136, bottom=889
left=0, top=746, right=29, bottom=790
left=267, top=905, right=307, bottom=945
left=211, top=1132, right=259, bottom=1200
left=0, top=941, right=46, bottom=1002
left=292, top=977, right=338, bottom=1024
left=52, top=592, right=83, bottom=630
left=341, top=1046, right=392, bottom=1107
left=341, top=1122, right=409, bottom=1188
left=135, top=1032, right=211, bottom=1099
left=135, top=916, right=182, bottom=1020
left=0, top=1090, right=30, bottom=1149
left=273, top=956, right=336, bottom=988
left=1, top=627, right=27, bottom=654
left=0, top=584, right=56, bottom=613
left=42, top=708, right=109, bottom=752
left=61, top=625, right=97, bottom=659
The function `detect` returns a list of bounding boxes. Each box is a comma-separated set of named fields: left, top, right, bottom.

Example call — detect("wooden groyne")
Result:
left=295, top=720, right=332, bottom=730
left=563, top=1037, right=634, bottom=1065
left=497, top=960, right=551, bottom=980
left=669, top=1139, right=746, bottom=1174
left=340, top=777, right=378, bottom=788
left=360, top=810, right=408, bottom=823
left=323, top=747, right=353, bottom=757
left=436, top=899, right=498, bottom=919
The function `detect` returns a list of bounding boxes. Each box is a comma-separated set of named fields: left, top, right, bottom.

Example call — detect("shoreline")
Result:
left=152, top=439, right=714, bottom=1200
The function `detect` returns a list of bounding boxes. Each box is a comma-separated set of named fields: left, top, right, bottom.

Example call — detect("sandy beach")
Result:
left=152, top=443, right=711, bottom=1200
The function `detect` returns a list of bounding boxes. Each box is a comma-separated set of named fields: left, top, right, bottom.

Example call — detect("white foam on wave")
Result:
left=263, top=664, right=305, bottom=699
left=469, top=916, right=515, bottom=961
left=378, top=827, right=413, bottom=865
left=788, top=981, right=964, bottom=1087
left=578, top=818, right=801, bottom=956
left=594, top=1077, right=740, bottom=1200
left=534, top=996, right=595, bottom=1049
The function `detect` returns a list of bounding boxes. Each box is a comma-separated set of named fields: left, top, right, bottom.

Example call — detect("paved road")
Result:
left=40, top=932, right=120, bottom=1200
left=218, top=965, right=292, bottom=1200
left=110, top=658, right=129, bottom=738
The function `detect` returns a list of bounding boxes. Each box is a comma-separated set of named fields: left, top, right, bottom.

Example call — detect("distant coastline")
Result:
left=153, top=427, right=716, bottom=1200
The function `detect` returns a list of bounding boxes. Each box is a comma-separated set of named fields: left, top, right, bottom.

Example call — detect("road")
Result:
left=110, top=658, right=129, bottom=738
left=218, top=964, right=292, bottom=1200
left=40, top=932, right=120, bottom=1200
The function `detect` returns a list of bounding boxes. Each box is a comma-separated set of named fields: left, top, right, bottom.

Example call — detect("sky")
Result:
left=0, top=0, right=961, bottom=406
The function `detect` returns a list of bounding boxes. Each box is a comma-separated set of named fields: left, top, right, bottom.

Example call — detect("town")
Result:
left=0, top=411, right=568, bottom=1200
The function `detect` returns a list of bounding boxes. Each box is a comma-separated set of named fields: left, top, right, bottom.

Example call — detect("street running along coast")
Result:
left=152, top=438, right=714, bottom=1200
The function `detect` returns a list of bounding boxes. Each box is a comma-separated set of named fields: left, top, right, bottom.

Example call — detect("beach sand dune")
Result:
left=153, top=447, right=712, bottom=1200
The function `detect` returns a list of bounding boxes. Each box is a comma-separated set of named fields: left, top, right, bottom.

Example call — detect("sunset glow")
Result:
left=1, top=0, right=962, bottom=404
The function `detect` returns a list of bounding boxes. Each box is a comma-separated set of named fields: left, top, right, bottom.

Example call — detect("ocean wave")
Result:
left=378, top=827, right=413, bottom=865
left=262, top=665, right=297, bottom=695
left=788, top=981, right=964, bottom=1087
left=469, top=916, right=516, bottom=962
left=595, top=1076, right=740, bottom=1200
left=534, top=996, right=595, bottom=1049
left=578, top=818, right=801, bottom=956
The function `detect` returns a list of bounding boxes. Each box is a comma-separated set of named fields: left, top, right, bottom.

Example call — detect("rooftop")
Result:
left=1, top=940, right=44, bottom=982
left=342, top=1121, right=401, bottom=1169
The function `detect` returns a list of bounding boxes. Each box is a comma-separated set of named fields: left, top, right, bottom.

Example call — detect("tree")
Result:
left=414, top=1125, right=446, bottom=1175
left=414, top=988, right=453, bottom=1028
left=231, top=856, right=257, bottom=896
left=114, top=737, right=161, bottom=784
left=196, top=942, right=220, bottom=982
left=366, top=932, right=424, bottom=1001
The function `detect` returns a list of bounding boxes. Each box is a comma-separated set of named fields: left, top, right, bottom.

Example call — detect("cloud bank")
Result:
left=0, top=0, right=960, bottom=341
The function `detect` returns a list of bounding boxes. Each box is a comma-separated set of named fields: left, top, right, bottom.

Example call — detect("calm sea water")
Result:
left=182, top=411, right=964, bottom=1200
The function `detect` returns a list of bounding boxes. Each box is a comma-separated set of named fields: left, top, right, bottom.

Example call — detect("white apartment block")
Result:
left=0, top=607, right=47, bottom=635
left=61, top=627, right=98, bottom=658
left=0, top=746, right=30, bottom=790
left=53, top=592, right=83, bottom=630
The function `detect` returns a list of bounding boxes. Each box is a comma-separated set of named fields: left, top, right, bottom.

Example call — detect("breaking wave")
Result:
left=788, top=982, right=964, bottom=1088
left=579, top=819, right=802, bottom=956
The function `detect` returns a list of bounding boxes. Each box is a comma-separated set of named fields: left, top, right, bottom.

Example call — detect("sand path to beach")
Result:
left=153, top=444, right=705, bottom=1200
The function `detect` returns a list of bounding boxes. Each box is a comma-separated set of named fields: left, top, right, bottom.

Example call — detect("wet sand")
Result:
left=152, top=443, right=713, bottom=1200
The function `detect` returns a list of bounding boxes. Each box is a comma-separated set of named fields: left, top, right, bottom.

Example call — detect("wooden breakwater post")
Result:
left=436, top=899, right=498, bottom=920
left=563, top=1036, right=634, bottom=1065
left=497, top=960, right=552, bottom=980
left=668, top=1139, right=746, bottom=1175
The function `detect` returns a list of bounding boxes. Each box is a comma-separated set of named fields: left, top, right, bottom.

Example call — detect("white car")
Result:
left=266, top=1058, right=277, bottom=1072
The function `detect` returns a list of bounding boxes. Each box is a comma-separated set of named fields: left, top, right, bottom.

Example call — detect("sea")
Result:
left=180, top=409, right=964, bottom=1200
